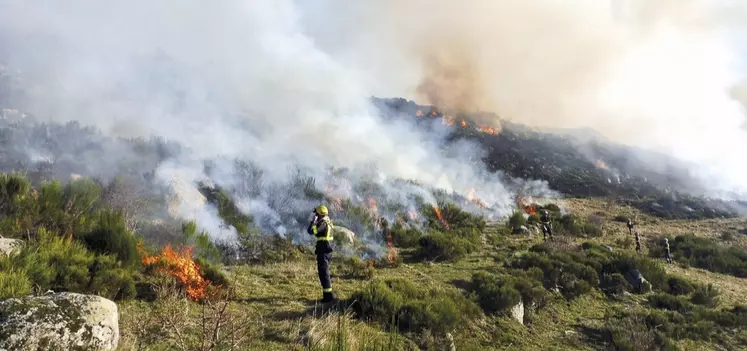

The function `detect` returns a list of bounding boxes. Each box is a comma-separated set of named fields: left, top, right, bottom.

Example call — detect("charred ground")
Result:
left=374, top=97, right=745, bottom=220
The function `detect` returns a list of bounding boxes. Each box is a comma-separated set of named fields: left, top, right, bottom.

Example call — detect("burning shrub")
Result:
left=349, top=278, right=480, bottom=336
left=139, top=243, right=217, bottom=301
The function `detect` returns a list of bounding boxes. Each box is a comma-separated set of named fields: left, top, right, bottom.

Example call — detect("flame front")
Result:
left=432, top=205, right=449, bottom=229
left=416, top=109, right=424, bottom=117
left=139, top=243, right=212, bottom=301
left=596, top=159, right=609, bottom=170
left=466, top=188, right=489, bottom=209
left=385, top=232, right=398, bottom=263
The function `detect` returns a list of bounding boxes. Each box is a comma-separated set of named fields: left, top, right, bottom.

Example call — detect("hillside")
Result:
left=0, top=89, right=746, bottom=350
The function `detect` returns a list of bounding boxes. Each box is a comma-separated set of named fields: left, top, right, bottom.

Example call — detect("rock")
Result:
left=605, top=245, right=614, bottom=252
left=334, top=226, right=356, bottom=245
left=445, top=332, right=456, bottom=351
left=0, top=292, right=119, bottom=351
left=624, top=269, right=652, bottom=293
left=510, top=300, right=525, bottom=325
left=0, top=238, right=23, bottom=256
left=517, top=225, right=531, bottom=236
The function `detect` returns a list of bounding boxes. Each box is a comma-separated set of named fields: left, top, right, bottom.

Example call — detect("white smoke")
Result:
left=0, top=0, right=550, bottom=245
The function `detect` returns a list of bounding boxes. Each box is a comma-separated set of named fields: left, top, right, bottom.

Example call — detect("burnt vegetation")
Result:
left=375, top=97, right=744, bottom=220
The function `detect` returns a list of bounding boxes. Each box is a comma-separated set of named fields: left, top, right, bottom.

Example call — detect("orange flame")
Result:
left=442, top=115, right=455, bottom=126
left=460, top=120, right=468, bottom=128
left=432, top=205, right=449, bottom=229
left=416, top=109, right=423, bottom=117
left=466, top=188, right=489, bottom=209
left=139, top=243, right=212, bottom=301
left=596, top=159, right=609, bottom=170
left=385, top=232, right=398, bottom=263
left=524, top=204, right=537, bottom=216
left=477, top=125, right=499, bottom=135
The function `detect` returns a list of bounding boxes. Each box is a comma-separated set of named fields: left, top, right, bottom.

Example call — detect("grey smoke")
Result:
left=0, top=0, right=554, bottom=248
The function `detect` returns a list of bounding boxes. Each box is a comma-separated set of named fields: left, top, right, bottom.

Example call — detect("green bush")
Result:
left=349, top=278, right=480, bottom=335
left=417, top=232, right=477, bottom=262
left=650, top=234, right=747, bottom=278
left=182, top=221, right=222, bottom=264
left=0, top=268, right=32, bottom=299
left=389, top=225, right=422, bottom=248
left=0, top=228, right=136, bottom=300
left=526, top=214, right=540, bottom=225
left=470, top=271, right=545, bottom=315
left=510, top=249, right=600, bottom=300
left=600, top=273, right=632, bottom=296
left=690, top=284, right=720, bottom=308
left=507, top=211, right=526, bottom=233
left=544, top=203, right=561, bottom=212
left=666, top=276, right=694, bottom=296
left=194, top=257, right=229, bottom=287
left=81, top=210, right=141, bottom=268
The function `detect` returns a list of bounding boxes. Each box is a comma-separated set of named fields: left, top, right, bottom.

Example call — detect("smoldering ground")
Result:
left=0, top=0, right=555, bottom=252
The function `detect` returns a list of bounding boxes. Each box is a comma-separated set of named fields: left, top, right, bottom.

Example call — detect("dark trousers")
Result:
left=541, top=223, right=553, bottom=240
left=316, top=252, right=332, bottom=291
left=665, top=251, right=672, bottom=264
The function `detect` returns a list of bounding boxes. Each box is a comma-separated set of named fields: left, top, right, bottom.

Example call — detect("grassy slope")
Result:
left=117, top=198, right=747, bottom=350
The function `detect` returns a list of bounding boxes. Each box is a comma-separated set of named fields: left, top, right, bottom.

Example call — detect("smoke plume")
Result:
left=0, top=0, right=555, bottom=248
left=298, top=0, right=747, bottom=197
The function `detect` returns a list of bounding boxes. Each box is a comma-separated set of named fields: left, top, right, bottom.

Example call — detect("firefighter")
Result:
left=540, top=209, right=553, bottom=241
left=664, top=237, right=672, bottom=264
left=307, top=205, right=335, bottom=303
left=627, top=219, right=635, bottom=235
left=634, top=231, right=641, bottom=253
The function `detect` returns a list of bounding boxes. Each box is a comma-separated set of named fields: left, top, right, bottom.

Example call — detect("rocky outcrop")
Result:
left=625, top=269, right=652, bottom=294
left=0, top=292, right=119, bottom=351
left=0, top=238, right=23, bottom=256
left=510, top=300, right=525, bottom=325
left=334, top=226, right=356, bottom=245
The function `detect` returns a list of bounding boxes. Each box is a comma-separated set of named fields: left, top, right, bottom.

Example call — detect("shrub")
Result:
left=0, top=268, right=32, bottom=299
left=193, top=257, right=229, bottom=288
left=349, top=278, right=480, bottom=335
left=82, top=210, right=141, bottom=268
left=690, top=284, right=720, bottom=308
left=526, top=214, right=540, bottom=225
left=507, top=211, right=526, bottom=233
left=182, top=221, right=222, bottom=264
left=470, top=272, right=521, bottom=315
left=615, top=236, right=634, bottom=250
left=0, top=228, right=136, bottom=300
left=417, top=232, right=477, bottom=262
left=509, top=249, right=600, bottom=300
left=650, top=234, right=747, bottom=278
left=648, top=293, right=693, bottom=313
left=389, top=225, right=422, bottom=248
left=666, top=276, right=694, bottom=296
left=600, top=273, right=632, bottom=296
left=544, top=203, right=561, bottom=212
left=604, top=254, right=668, bottom=292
